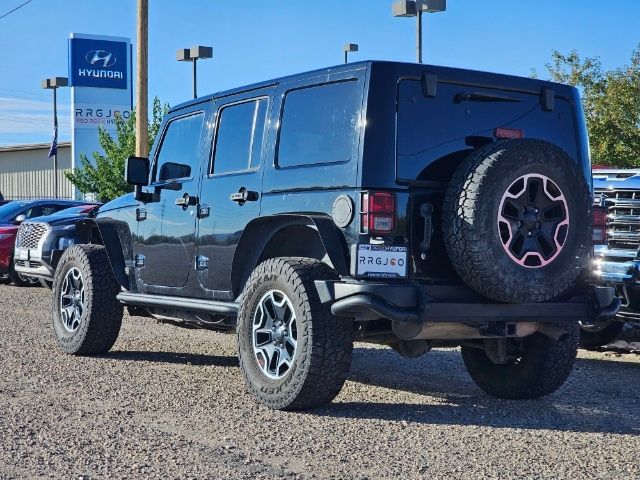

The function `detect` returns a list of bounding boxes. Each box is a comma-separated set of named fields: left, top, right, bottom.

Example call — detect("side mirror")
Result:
left=125, top=156, right=150, bottom=186
left=13, top=214, right=27, bottom=225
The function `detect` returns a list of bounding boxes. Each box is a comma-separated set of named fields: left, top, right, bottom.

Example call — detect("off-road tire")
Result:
left=237, top=257, right=354, bottom=410
left=442, top=139, right=591, bottom=303
left=8, top=261, right=39, bottom=287
left=461, top=322, right=580, bottom=399
left=52, top=244, right=123, bottom=355
left=579, top=320, right=625, bottom=350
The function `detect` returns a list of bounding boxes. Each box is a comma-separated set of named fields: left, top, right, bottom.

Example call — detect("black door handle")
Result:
left=175, top=193, right=198, bottom=207
left=230, top=188, right=259, bottom=205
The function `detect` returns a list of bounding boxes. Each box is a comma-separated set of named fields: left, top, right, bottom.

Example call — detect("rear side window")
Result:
left=154, top=113, right=204, bottom=182
left=277, top=80, right=360, bottom=168
left=25, top=204, right=65, bottom=218
left=211, top=98, right=268, bottom=175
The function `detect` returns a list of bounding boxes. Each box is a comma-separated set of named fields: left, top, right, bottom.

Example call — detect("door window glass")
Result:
left=277, top=80, right=360, bottom=168
left=212, top=98, right=268, bottom=174
left=154, top=113, right=204, bottom=182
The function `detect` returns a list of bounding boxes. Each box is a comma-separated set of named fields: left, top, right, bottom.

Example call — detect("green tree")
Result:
left=65, top=97, right=169, bottom=201
left=545, top=46, right=640, bottom=168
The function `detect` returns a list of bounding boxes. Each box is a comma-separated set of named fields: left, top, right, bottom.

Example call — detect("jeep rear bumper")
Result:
left=317, top=281, right=620, bottom=340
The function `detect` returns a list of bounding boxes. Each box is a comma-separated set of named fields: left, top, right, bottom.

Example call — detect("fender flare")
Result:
left=231, top=214, right=349, bottom=296
left=76, top=218, right=133, bottom=290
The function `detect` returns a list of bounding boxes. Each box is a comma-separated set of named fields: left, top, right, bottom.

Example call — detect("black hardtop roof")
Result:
left=170, top=60, right=574, bottom=113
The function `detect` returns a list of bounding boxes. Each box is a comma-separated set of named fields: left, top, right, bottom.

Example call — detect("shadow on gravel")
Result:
left=319, top=347, right=640, bottom=436
left=107, top=350, right=239, bottom=367
left=103, top=345, right=639, bottom=435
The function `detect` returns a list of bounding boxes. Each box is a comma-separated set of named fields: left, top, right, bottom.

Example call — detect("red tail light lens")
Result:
left=592, top=206, right=607, bottom=244
left=362, top=192, right=395, bottom=234
left=495, top=127, right=524, bottom=139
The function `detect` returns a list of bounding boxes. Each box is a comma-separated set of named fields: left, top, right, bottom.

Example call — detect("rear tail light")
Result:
left=495, top=127, right=524, bottom=139
left=592, top=205, right=607, bottom=244
left=361, top=192, right=395, bottom=234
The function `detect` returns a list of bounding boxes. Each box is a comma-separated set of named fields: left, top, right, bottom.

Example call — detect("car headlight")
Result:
left=57, top=236, right=76, bottom=250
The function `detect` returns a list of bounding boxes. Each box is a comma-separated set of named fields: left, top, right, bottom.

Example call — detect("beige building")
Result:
left=0, top=142, right=73, bottom=200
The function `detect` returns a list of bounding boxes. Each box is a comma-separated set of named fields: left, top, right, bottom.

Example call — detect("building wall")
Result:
left=0, top=143, right=73, bottom=200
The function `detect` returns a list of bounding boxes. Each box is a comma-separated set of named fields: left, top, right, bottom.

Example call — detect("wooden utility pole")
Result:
left=136, top=0, right=149, bottom=157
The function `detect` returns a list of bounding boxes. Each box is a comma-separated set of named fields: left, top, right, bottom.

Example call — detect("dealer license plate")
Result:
left=18, top=249, right=29, bottom=260
left=355, top=244, right=408, bottom=278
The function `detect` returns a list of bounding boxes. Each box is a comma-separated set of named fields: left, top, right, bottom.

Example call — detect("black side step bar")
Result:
left=117, top=292, right=239, bottom=317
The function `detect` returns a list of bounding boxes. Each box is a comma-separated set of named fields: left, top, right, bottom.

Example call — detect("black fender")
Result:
left=231, top=214, right=350, bottom=296
left=76, top=218, right=133, bottom=290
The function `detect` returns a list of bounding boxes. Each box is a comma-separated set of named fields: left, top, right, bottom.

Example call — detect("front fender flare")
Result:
left=76, top=218, right=133, bottom=290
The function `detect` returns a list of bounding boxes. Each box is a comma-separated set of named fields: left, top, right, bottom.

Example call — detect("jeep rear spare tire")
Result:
left=237, top=257, right=354, bottom=410
left=443, top=139, right=590, bottom=303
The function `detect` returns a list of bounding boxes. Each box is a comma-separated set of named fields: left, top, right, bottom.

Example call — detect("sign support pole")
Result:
left=136, top=0, right=148, bottom=158
left=53, top=86, right=58, bottom=199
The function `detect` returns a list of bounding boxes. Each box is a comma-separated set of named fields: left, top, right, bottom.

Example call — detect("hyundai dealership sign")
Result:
left=69, top=38, right=128, bottom=89
left=68, top=33, right=132, bottom=199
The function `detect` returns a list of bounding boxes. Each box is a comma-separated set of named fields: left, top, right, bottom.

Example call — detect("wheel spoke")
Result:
left=254, top=327, right=273, bottom=347
left=276, top=348, right=293, bottom=374
left=285, top=334, right=297, bottom=351
left=61, top=293, right=74, bottom=305
left=526, top=177, right=540, bottom=204
left=63, top=306, right=75, bottom=327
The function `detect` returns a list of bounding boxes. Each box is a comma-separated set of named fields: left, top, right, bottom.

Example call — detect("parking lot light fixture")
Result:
left=42, top=77, right=68, bottom=199
left=392, top=0, right=446, bottom=63
left=343, top=43, right=359, bottom=64
left=176, top=45, right=213, bottom=99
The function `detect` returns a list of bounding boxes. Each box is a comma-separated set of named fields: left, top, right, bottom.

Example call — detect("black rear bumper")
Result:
left=317, top=280, right=620, bottom=332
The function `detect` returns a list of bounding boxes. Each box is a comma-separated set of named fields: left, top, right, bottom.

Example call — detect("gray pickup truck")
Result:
left=589, top=168, right=640, bottom=348
left=13, top=204, right=99, bottom=287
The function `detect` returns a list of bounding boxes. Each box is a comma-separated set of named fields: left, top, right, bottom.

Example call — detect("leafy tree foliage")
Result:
left=545, top=46, right=640, bottom=167
left=65, top=97, right=169, bottom=201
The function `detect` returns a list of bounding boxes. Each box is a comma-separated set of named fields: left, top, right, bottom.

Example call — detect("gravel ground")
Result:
left=0, top=285, right=639, bottom=479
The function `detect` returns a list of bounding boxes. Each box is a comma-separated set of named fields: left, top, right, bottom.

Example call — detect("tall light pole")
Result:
left=392, top=0, right=446, bottom=63
left=343, top=43, right=359, bottom=64
left=136, top=0, right=149, bottom=159
left=41, top=77, right=68, bottom=199
left=177, top=46, right=213, bottom=99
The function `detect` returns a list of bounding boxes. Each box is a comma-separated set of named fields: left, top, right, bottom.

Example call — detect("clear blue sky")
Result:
left=0, top=0, right=638, bottom=146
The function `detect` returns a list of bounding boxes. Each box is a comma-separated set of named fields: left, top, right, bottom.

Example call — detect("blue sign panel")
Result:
left=69, top=38, right=128, bottom=89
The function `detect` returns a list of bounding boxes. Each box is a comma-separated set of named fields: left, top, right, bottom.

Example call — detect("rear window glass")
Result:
left=277, top=80, right=360, bottom=168
left=211, top=98, right=268, bottom=174
left=396, top=80, right=539, bottom=181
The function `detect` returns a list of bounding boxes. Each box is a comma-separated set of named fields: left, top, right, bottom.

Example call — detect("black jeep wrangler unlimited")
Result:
left=51, top=61, right=618, bottom=410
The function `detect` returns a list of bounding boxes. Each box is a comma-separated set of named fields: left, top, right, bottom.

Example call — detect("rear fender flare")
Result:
left=231, top=214, right=349, bottom=297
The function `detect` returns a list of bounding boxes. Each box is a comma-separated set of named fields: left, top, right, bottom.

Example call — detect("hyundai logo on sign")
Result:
left=69, top=38, right=127, bottom=89
left=86, top=50, right=117, bottom=68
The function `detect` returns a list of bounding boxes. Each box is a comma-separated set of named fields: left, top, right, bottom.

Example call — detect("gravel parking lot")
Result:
left=0, top=285, right=639, bottom=479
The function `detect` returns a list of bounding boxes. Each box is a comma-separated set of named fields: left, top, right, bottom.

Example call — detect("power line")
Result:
left=0, top=0, right=34, bottom=21
left=0, top=88, right=50, bottom=100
